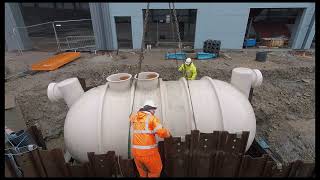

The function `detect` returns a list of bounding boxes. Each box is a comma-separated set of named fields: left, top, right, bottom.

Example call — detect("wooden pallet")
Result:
left=31, top=52, right=81, bottom=71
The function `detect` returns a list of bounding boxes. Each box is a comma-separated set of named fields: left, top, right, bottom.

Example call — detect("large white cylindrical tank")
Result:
left=47, top=68, right=262, bottom=162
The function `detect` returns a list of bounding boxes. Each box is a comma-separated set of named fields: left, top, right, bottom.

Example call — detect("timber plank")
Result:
left=15, top=152, right=40, bottom=177
left=194, top=133, right=215, bottom=176
left=288, top=160, right=315, bottom=177
left=238, top=154, right=268, bottom=177
left=117, top=157, right=137, bottom=177
left=217, top=131, right=228, bottom=151
left=164, top=137, right=187, bottom=177
left=38, top=149, right=69, bottom=177
left=214, top=151, right=242, bottom=177
left=5, top=158, right=16, bottom=177
left=26, top=126, right=47, bottom=149
left=91, top=151, right=116, bottom=177
left=189, top=130, right=200, bottom=176
left=261, top=160, right=276, bottom=177
left=66, top=162, right=90, bottom=177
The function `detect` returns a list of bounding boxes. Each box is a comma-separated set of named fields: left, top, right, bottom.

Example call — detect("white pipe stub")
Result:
left=106, top=73, right=132, bottom=91
left=134, top=72, right=159, bottom=90
left=47, top=78, right=84, bottom=108
left=251, top=69, right=263, bottom=88
left=230, top=67, right=263, bottom=98
left=47, top=82, right=62, bottom=102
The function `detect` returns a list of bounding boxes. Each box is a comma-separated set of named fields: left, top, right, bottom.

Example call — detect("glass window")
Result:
left=38, top=3, right=54, bottom=8
left=56, top=3, right=64, bottom=9
left=63, top=3, right=74, bottom=9
left=21, top=3, right=35, bottom=7
left=80, top=3, right=89, bottom=10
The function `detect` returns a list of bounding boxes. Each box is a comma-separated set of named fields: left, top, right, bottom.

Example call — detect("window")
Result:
left=56, top=3, right=64, bottom=9
left=80, top=3, right=89, bottom=10
left=63, top=3, right=74, bottom=9
left=38, top=3, right=54, bottom=8
left=21, top=3, right=35, bottom=7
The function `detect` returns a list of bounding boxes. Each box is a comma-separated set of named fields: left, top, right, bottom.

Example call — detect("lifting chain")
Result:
left=171, top=3, right=182, bottom=52
left=137, top=3, right=150, bottom=75
left=128, top=3, right=197, bottom=160
left=128, top=3, right=150, bottom=159
left=168, top=3, right=179, bottom=69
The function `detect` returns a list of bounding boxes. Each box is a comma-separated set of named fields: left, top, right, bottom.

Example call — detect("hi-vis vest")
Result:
left=178, top=63, right=197, bottom=80
left=131, top=112, right=163, bottom=150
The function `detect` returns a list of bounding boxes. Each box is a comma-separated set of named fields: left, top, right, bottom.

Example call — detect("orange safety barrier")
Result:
left=31, top=52, right=81, bottom=71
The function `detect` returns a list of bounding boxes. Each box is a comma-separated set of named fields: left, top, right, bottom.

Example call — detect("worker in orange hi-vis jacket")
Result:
left=129, top=100, right=171, bottom=177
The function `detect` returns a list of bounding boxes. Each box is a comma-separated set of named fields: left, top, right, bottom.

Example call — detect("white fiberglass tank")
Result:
left=47, top=67, right=263, bottom=162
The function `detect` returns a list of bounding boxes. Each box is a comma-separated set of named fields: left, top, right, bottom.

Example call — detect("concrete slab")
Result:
left=5, top=94, right=16, bottom=110
left=5, top=94, right=26, bottom=131
left=5, top=51, right=56, bottom=75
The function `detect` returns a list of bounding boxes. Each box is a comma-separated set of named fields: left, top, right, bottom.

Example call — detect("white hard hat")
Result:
left=143, top=99, right=157, bottom=109
left=185, top=58, right=192, bottom=65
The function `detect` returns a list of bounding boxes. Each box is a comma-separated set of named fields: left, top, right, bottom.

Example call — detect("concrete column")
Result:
left=5, top=40, right=8, bottom=52
left=131, top=13, right=143, bottom=49
left=89, top=3, right=114, bottom=50
left=302, top=12, right=315, bottom=49
left=291, top=6, right=315, bottom=49
left=288, top=10, right=302, bottom=48
left=101, top=3, right=114, bottom=50
left=89, top=3, right=106, bottom=50
left=5, top=3, right=32, bottom=51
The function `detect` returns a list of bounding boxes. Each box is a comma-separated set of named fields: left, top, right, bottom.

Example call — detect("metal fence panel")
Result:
left=53, top=19, right=95, bottom=51
left=14, top=22, right=57, bottom=52
left=12, top=19, right=96, bottom=54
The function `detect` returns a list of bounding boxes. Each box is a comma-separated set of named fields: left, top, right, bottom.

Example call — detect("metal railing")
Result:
left=12, top=19, right=96, bottom=54
left=63, top=35, right=95, bottom=51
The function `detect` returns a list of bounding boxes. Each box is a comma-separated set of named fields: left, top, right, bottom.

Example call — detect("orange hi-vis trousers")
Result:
left=133, top=149, right=162, bottom=177
left=130, top=111, right=170, bottom=177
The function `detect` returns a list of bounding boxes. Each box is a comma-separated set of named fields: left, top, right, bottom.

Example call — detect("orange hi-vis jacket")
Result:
left=130, top=111, right=170, bottom=156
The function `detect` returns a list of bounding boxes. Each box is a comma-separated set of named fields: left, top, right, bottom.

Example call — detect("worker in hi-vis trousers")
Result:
left=129, top=100, right=171, bottom=177
left=178, top=57, right=197, bottom=80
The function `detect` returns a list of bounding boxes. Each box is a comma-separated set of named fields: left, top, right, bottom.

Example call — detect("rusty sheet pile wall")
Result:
left=5, top=126, right=315, bottom=177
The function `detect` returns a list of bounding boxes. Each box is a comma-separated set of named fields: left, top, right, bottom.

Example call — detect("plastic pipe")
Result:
left=106, top=73, right=132, bottom=91
left=134, top=72, right=159, bottom=90
left=47, top=78, right=84, bottom=108
left=251, top=69, right=263, bottom=88
left=230, top=68, right=263, bottom=98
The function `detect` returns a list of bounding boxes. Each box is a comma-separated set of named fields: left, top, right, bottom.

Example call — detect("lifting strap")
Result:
left=170, top=3, right=198, bottom=130
left=128, top=2, right=150, bottom=159
left=128, top=3, right=198, bottom=160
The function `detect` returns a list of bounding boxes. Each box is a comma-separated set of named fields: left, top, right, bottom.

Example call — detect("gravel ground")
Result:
left=5, top=49, right=315, bottom=162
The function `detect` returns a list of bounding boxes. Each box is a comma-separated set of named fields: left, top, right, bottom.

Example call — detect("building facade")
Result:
left=5, top=3, right=315, bottom=51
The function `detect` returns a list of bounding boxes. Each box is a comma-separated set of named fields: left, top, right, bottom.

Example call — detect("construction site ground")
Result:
left=5, top=49, right=315, bottom=163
